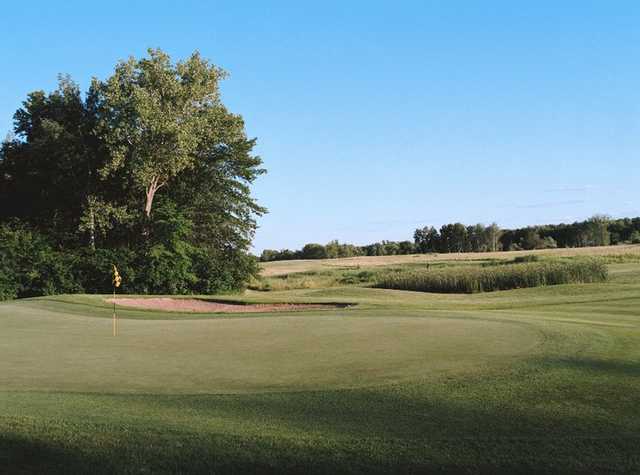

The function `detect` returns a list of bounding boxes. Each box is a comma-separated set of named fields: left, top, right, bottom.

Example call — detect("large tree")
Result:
left=96, top=49, right=234, bottom=219
left=0, top=49, right=266, bottom=294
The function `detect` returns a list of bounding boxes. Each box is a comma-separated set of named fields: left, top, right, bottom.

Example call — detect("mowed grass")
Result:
left=1, top=262, right=640, bottom=473
left=0, top=303, right=536, bottom=393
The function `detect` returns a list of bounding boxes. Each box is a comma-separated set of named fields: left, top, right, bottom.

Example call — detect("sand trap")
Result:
left=105, top=297, right=344, bottom=313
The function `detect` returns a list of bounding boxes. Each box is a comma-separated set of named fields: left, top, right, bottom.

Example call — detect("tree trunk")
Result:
left=88, top=207, right=96, bottom=251
left=144, top=187, right=155, bottom=218
left=144, top=176, right=165, bottom=218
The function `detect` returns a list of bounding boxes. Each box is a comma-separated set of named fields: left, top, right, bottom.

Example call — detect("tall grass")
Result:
left=249, top=269, right=384, bottom=291
left=374, top=259, right=608, bottom=294
left=596, top=253, right=640, bottom=264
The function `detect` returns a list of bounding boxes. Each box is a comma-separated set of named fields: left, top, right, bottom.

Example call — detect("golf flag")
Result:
left=112, top=265, right=121, bottom=336
left=112, top=264, right=122, bottom=288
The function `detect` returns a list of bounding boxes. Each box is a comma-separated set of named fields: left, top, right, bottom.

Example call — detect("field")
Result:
left=2, top=252, right=640, bottom=473
left=260, top=243, right=640, bottom=276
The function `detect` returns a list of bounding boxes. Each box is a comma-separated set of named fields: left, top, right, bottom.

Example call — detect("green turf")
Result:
left=1, top=263, right=640, bottom=473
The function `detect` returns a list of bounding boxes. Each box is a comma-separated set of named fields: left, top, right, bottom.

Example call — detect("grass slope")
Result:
left=1, top=263, right=640, bottom=473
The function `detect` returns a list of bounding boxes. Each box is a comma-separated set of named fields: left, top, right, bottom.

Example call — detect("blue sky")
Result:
left=1, top=1, right=638, bottom=252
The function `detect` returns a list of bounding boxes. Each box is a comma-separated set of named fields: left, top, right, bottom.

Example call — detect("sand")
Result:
left=105, top=297, right=341, bottom=313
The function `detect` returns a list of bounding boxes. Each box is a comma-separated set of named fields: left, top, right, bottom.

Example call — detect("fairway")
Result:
left=2, top=263, right=640, bottom=473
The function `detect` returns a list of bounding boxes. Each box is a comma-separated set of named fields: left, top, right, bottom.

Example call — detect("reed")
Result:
left=374, top=259, right=608, bottom=293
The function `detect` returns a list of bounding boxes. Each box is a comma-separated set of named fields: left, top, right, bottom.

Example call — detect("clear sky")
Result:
left=1, top=1, right=638, bottom=252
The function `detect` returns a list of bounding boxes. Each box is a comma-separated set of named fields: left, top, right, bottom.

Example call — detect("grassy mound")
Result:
left=0, top=298, right=536, bottom=394
left=374, top=259, right=608, bottom=293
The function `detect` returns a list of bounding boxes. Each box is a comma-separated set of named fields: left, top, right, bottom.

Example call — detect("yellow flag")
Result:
left=112, top=264, right=122, bottom=288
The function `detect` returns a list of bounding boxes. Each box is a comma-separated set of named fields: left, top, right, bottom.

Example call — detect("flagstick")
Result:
left=113, top=287, right=117, bottom=336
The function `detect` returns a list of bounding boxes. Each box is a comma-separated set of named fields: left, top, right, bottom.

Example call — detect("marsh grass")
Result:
left=595, top=253, right=640, bottom=263
left=374, top=259, right=608, bottom=293
left=249, top=261, right=479, bottom=291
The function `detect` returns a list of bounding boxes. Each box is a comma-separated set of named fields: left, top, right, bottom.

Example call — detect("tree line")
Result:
left=0, top=49, right=265, bottom=300
left=259, top=215, right=640, bottom=262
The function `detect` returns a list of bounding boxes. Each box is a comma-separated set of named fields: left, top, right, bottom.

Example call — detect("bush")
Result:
left=191, top=247, right=259, bottom=294
left=300, top=243, right=328, bottom=260
left=339, top=270, right=377, bottom=285
left=0, top=268, right=18, bottom=300
left=374, top=259, right=608, bottom=294
left=73, top=248, right=138, bottom=294
left=513, top=255, right=540, bottom=264
left=0, top=224, right=82, bottom=300
left=0, top=215, right=260, bottom=300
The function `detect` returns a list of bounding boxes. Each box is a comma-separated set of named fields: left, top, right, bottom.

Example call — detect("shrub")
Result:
left=593, top=253, right=640, bottom=264
left=191, top=247, right=259, bottom=294
left=0, top=214, right=259, bottom=300
left=374, top=259, right=608, bottom=294
left=73, top=248, right=138, bottom=294
left=0, top=268, right=18, bottom=300
left=300, top=243, right=328, bottom=260
left=339, top=270, right=377, bottom=285
left=513, top=255, right=540, bottom=264
left=0, top=224, right=82, bottom=300
left=541, top=236, right=558, bottom=249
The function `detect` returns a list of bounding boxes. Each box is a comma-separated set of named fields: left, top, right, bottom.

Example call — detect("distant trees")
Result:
left=608, top=218, right=640, bottom=244
left=509, top=229, right=557, bottom=251
left=413, top=222, right=503, bottom=254
left=325, top=240, right=361, bottom=258
left=414, top=226, right=439, bottom=253
left=585, top=215, right=611, bottom=247
left=485, top=223, right=502, bottom=252
left=492, top=216, right=627, bottom=252
left=416, top=215, right=619, bottom=254
left=259, top=239, right=416, bottom=262
left=438, top=223, right=466, bottom=253
left=301, top=243, right=328, bottom=260
left=398, top=240, right=416, bottom=254
left=467, top=224, right=487, bottom=252
left=259, top=215, right=640, bottom=264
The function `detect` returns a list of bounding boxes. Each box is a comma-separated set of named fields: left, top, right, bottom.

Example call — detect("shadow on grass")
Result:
left=196, top=298, right=355, bottom=309
left=5, top=429, right=639, bottom=475
left=0, top=431, right=301, bottom=475
left=4, top=358, right=640, bottom=475
left=0, top=434, right=106, bottom=475
left=5, top=383, right=640, bottom=474
left=539, top=357, right=640, bottom=376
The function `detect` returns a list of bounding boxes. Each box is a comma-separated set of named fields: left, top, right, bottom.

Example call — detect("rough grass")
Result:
left=1, top=263, right=640, bottom=473
left=249, top=268, right=387, bottom=291
left=260, top=243, right=640, bottom=276
left=251, top=262, right=481, bottom=292
left=374, top=259, right=608, bottom=293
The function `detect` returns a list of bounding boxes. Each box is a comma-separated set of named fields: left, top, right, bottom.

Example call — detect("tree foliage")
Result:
left=260, top=215, right=640, bottom=263
left=0, top=49, right=265, bottom=299
left=96, top=49, right=236, bottom=218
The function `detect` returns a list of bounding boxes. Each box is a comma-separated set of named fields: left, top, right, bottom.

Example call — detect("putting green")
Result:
left=0, top=301, right=539, bottom=394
